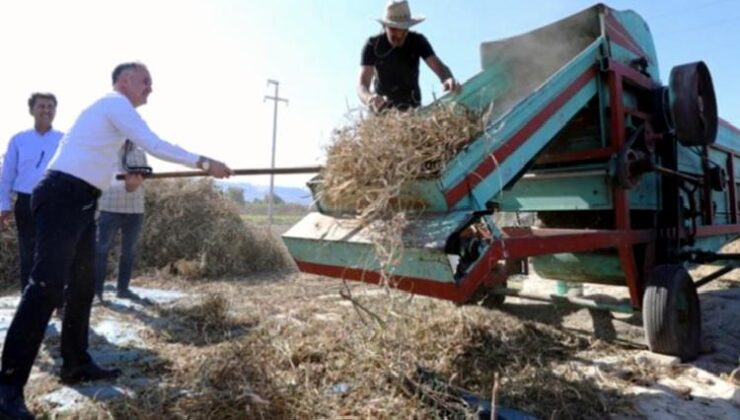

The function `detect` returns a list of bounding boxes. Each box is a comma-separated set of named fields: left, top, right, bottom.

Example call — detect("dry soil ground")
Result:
left=0, top=268, right=738, bottom=419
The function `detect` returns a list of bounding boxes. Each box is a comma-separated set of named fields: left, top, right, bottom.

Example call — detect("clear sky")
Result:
left=1, top=0, right=738, bottom=187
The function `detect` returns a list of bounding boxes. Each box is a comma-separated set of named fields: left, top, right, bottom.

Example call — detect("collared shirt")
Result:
left=0, top=128, right=64, bottom=211
left=98, top=142, right=147, bottom=214
left=48, top=91, right=199, bottom=191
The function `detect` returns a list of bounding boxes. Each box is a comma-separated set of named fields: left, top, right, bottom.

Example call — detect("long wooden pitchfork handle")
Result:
left=115, top=165, right=322, bottom=180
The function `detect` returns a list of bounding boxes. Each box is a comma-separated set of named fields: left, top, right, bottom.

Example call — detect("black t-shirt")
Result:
left=361, top=31, right=435, bottom=109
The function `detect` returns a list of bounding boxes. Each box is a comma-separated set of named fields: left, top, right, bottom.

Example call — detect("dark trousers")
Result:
left=0, top=171, right=101, bottom=387
left=13, top=193, right=34, bottom=292
left=95, top=211, right=145, bottom=294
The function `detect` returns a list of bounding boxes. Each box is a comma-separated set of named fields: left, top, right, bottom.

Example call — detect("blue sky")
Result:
left=1, top=0, right=738, bottom=187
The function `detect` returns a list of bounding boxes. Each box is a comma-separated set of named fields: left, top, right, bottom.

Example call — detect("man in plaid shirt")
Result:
left=95, top=140, right=147, bottom=302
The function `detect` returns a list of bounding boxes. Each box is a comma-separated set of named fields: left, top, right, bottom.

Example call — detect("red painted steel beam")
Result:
left=444, top=67, right=598, bottom=207
left=295, top=260, right=481, bottom=302
left=694, top=224, right=740, bottom=237
left=535, top=147, right=616, bottom=165
left=602, top=59, right=658, bottom=90
left=493, top=227, right=655, bottom=258
left=607, top=68, right=643, bottom=307
left=604, top=13, right=648, bottom=59
left=702, top=146, right=715, bottom=225
left=729, top=155, right=738, bottom=224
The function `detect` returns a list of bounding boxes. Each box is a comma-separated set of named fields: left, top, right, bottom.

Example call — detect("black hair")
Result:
left=28, top=93, right=57, bottom=110
left=111, top=62, right=141, bottom=84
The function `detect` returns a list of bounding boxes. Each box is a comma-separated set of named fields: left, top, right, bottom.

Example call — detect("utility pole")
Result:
left=264, top=79, right=288, bottom=230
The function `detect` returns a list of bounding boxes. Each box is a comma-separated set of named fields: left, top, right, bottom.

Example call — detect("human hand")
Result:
left=368, top=94, right=388, bottom=113
left=442, top=77, right=462, bottom=94
left=124, top=173, right=145, bottom=192
left=0, top=211, right=11, bottom=229
left=205, top=158, right=232, bottom=179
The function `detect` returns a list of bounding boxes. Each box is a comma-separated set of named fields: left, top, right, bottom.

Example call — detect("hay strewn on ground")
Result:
left=138, top=178, right=294, bottom=279
left=81, top=278, right=640, bottom=420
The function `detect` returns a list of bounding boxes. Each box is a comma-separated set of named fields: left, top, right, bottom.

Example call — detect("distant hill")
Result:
left=217, top=181, right=313, bottom=205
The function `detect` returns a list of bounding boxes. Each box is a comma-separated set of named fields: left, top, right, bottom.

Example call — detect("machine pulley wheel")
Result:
left=616, top=147, right=641, bottom=189
left=642, top=264, right=701, bottom=361
left=668, top=61, right=718, bottom=146
left=616, top=126, right=647, bottom=190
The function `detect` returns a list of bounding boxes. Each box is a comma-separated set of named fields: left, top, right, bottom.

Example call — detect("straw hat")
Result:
left=377, top=1, right=425, bottom=29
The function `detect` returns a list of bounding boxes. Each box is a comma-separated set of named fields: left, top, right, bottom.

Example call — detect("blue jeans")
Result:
left=95, top=211, right=144, bottom=294
left=0, top=170, right=101, bottom=387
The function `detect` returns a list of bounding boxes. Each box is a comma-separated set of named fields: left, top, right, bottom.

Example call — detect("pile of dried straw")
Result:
left=138, top=178, right=294, bottom=279
left=0, top=157, right=19, bottom=290
left=0, top=226, right=19, bottom=290
left=318, top=104, right=485, bottom=282
left=321, top=104, right=484, bottom=221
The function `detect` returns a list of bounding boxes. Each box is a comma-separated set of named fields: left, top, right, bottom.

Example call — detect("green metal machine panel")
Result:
left=498, top=170, right=660, bottom=212
left=628, top=172, right=660, bottom=210
left=283, top=211, right=474, bottom=283
left=497, top=173, right=611, bottom=211
left=531, top=252, right=626, bottom=285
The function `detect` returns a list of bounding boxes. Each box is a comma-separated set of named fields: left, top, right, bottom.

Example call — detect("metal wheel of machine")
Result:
left=616, top=147, right=641, bottom=189
left=642, top=264, right=701, bottom=361
left=668, top=61, right=718, bottom=146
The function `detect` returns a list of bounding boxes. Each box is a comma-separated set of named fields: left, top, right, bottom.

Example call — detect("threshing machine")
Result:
left=283, top=4, right=740, bottom=361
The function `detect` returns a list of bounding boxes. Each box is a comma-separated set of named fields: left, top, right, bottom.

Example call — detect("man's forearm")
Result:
left=358, top=84, right=374, bottom=105
left=436, top=63, right=453, bottom=82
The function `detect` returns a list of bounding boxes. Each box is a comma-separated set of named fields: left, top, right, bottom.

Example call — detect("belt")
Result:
left=47, top=170, right=102, bottom=198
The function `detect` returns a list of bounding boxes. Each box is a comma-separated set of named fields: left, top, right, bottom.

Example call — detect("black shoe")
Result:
left=0, top=384, right=34, bottom=420
left=116, top=289, right=152, bottom=305
left=116, top=289, right=140, bottom=300
left=60, top=362, right=122, bottom=384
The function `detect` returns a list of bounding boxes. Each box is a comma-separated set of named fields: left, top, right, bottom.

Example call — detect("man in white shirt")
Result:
left=0, top=93, right=63, bottom=291
left=0, top=62, right=231, bottom=420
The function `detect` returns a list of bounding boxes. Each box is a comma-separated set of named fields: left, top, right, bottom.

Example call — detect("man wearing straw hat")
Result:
left=358, top=0, right=461, bottom=112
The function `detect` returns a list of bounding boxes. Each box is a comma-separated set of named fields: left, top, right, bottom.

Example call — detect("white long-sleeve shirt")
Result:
left=48, top=91, right=200, bottom=190
left=0, top=128, right=64, bottom=211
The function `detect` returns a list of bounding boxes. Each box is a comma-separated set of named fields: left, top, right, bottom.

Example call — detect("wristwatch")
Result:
left=198, top=156, right=211, bottom=171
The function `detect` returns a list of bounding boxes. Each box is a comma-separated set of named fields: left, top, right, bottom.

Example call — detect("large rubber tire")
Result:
left=643, top=264, right=701, bottom=361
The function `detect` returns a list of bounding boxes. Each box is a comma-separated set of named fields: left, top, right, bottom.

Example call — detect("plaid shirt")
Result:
left=98, top=141, right=147, bottom=214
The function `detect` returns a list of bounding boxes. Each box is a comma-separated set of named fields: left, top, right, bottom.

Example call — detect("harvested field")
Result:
left=6, top=269, right=738, bottom=419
